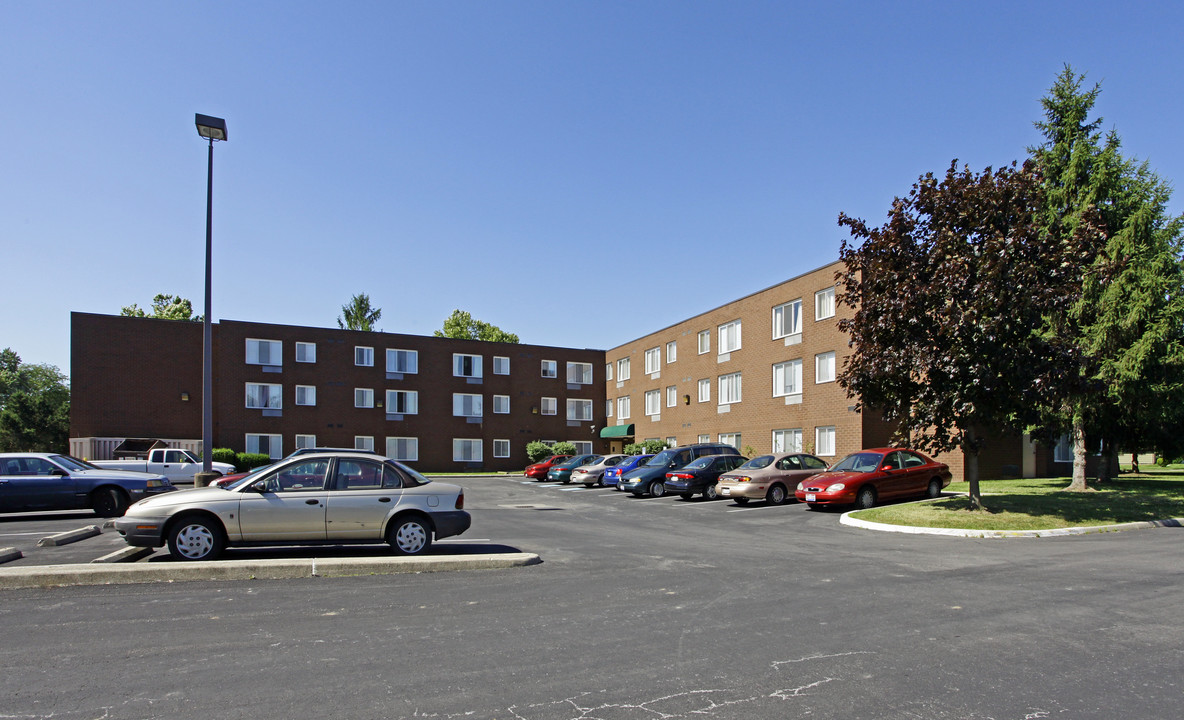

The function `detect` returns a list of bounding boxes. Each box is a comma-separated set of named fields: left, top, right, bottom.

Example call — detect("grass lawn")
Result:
left=850, top=472, right=1184, bottom=531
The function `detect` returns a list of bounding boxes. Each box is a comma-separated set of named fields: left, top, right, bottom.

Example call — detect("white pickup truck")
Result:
left=93, top=448, right=235, bottom=483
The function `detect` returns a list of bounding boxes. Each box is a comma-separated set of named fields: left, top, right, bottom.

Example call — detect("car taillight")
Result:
left=455, top=491, right=464, bottom=510
left=734, top=476, right=751, bottom=483
left=668, top=473, right=691, bottom=480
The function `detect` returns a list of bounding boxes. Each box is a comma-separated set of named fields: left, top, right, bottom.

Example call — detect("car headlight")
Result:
left=797, top=481, right=805, bottom=491
left=827, top=483, right=846, bottom=493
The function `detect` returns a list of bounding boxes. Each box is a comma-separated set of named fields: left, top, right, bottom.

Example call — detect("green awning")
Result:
left=600, top=424, right=635, bottom=439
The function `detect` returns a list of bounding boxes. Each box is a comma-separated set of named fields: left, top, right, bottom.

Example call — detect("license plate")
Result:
left=721, top=488, right=731, bottom=495
left=805, top=493, right=816, bottom=502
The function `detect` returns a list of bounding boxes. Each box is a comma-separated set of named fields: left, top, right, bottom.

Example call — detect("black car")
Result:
left=664, top=454, right=749, bottom=500
left=618, top=443, right=741, bottom=497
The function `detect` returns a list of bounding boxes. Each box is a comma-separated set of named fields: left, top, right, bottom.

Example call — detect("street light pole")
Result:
left=195, top=114, right=227, bottom=485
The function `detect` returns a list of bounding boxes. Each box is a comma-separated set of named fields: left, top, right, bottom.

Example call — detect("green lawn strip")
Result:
left=851, top=475, right=1184, bottom=531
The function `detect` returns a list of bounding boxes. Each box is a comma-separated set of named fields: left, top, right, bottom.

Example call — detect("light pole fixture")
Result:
left=195, top=113, right=227, bottom=481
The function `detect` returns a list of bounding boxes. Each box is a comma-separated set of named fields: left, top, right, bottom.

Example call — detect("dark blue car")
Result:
left=604, top=454, right=653, bottom=489
left=0, top=453, right=176, bottom=517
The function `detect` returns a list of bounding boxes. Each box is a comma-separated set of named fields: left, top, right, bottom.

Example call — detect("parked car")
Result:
left=91, top=448, right=235, bottom=482
left=571, top=454, right=628, bottom=487
left=665, top=454, right=749, bottom=500
left=795, top=448, right=952, bottom=509
left=524, top=455, right=573, bottom=480
left=1, top=453, right=175, bottom=517
left=618, top=443, right=741, bottom=497
left=715, top=452, right=830, bottom=505
left=604, top=454, right=654, bottom=489
left=209, top=447, right=382, bottom=488
left=546, top=454, right=601, bottom=484
left=115, top=451, right=470, bottom=560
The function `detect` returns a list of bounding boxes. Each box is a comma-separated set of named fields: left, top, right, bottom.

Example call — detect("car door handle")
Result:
left=305, top=499, right=320, bottom=505
left=378, top=497, right=392, bottom=503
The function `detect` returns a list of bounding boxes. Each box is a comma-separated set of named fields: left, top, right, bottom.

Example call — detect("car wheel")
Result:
left=734, top=497, right=750, bottom=506
left=596, top=474, right=605, bottom=487
left=679, top=492, right=693, bottom=500
left=388, top=515, right=432, bottom=556
left=926, top=479, right=942, bottom=499
left=561, top=477, right=571, bottom=484
left=855, top=487, right=876, bottom=510
left=167, top=516, right=225, bottom=561
left=703, top=485, right=719, bottom=501
left=765, top=484, right=787, bottom=505
left=651, top=481, right=666, bottom=498
left=91, top=487, right=129, bottom=518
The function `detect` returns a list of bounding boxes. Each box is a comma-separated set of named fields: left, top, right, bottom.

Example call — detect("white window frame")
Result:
left=246, top=383, right=282, bottom=410
left=567, top=398, right=593, bottom=422
left=354, top=388, right=375, bottom=408
left=616, top=357, right=631, bottom=381
left=697, top=330, right=710, bottom=354
left=815, top=287, right=836, bottom=321
left=815, top=426, right=836, bottom=456
left=666, top=385, right=677, bottom=408
left=493, top=356, right=510, bottom=375
left=605, top=363, right=613, bottom=381
left=697, top=378, right=710, bottom=403
left=295, top=434, right=317, bottom=450
left=645, top=390, right=661, bottom=416
left=571, top=441, right=593, bottom=455
left=815, top=351, right=836, bottom=384
left=541, top=397, right=557, bottom=415
left=386, top=436, right=419, bottom=462
left=493, top=439, right=511, bottom=458
left=698, top=434, right=710, bottom=444
left=617, top=396, right=631, bottom=420
left=454, top=353, right=483, bottom=379
left=606, top=399, right=614, bottom=417
left=644, top=347, right=660, bottom=374
left=355, top=346, right=374, bottom=367
left=386, top=349, right=418, bottom=374
left=453, top=439, right=483, bottom=462
left=453, top=393, right=483, bottom=417
left=541, top=359, right=557, bottom=378
left=719, top=432, right=741, bottom=449
left=567, top=362, right=593, bottom=384
left=493, top=395, right=510, bottom=414
left=718, top=372, right=742, bottom=405
left=666, top=341, right=677, bottom=363
left=772, top=299, right=803, bottom=340
left=295, top=342, right=316, bottom=363
left=1053, top=434, right=1073, bottom=463
left=718, top=320, right=741, bottom=354
left=245, top=433, right=282, bottom=459
left=354, top=435, right=375, bottom=452
left=773, top=359, right=803, bottom=398
left=295, top=385, right=316, bottom=406
left=246, top=339, right=282, bottom=366
left=772, top=428, right=802, bottom=453
left=386, top=389, right=418, bottom=415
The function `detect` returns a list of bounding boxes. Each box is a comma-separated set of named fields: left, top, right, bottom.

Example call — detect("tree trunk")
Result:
left=1131, top=453, right=1139, bottom=474
left=965, top=450, right=983, bottom=510
left=1067, top=409, right=1089, bottom=491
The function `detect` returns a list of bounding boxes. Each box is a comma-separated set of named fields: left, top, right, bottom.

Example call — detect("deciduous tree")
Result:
left=0, top=348, right=70, bottom=452
left=120, top=294, right=201, bottom=321
left=434, top=309, right=519, bottom=343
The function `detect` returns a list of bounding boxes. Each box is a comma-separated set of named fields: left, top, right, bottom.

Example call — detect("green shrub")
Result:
left=550, top=441, right=577, bottom=456
left=624, top=443, right=643, bottom=455
left=525, top=441, right=554, bottom=464
left=212, top=448, right=237, bottom=466
left=235, top=452, right=272, bottom=471
left=641, top=439, right=666, bottom=454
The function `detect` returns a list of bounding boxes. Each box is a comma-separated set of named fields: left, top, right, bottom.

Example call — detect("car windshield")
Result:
left=52, top=455, right=99, bottom=471
left=684, top=456, right=714, bottom=470
left=646, top=449, right=678, bottom=467
left=829, top=452, right=884, bottom=473
left=739, top=455, right=774, bottom=470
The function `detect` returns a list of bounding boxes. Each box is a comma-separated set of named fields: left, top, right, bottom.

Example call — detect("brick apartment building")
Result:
left=71, top=261, right=1069, bottom=479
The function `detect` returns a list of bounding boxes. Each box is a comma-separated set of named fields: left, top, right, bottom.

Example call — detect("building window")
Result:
left=454, top=353, right=482, bottom=378
left=385, top=436, right=418, bottom=461
left=773, top=359, right=803, bottom=397
left=718, top=320, right=741, bottom=354
left=386, top=389, right=418, bottom=415
left=698, top=434, right=710, bottom=443
left=541, top=397, right=557, bottom=415
left=605, top=363, right=613, bottom=381
left=719, top=432, right=741, bottom=450
left=355, top=436, right=375, bottom=452
left=540, top=359, right=557, bottom=378
left=617, top=396, right=631, bottom=419
left=698, top=330, right=710, bottom=354
left=567, top=399, right=593, bottom=421
left=386, top=349, right=418, bottom=374
left=295, top=342, right=316, bottom=363
left=355, top=388, right=374, bottom=408
left=295, top=434, right=316, bottom=450
left=493, top=395, right=510, bottom=414
left=718, top=372, right=742, bottom=405
left=245, top=433, right=282, bottom=459
left=355, top=346, right=374, bottom=367
left=572, top=441, right=593, bottom=455
left=816, top=426, right=836, bottom=456
left=666, top=341, right=677, bottom=363
left=453, top=393, right=483, bottom=417
left=616, top=357, right=631, bottom=381
left=815, top=287, right=836, bottom=320
left=246, top=383, right=282, bottom=409
left=493, top=439, right=510, bottom=458
left=567, top=362, right=593, bottom=384
left=815, top=352, right=836, bottom=383
left=1053, top=434, right=1073, bottom=463
left=453, top=439, right=482, bottom=462
left=665, top=437, right=677, bottom=448
left=295, top=385, right=316, bottom=406
left=772, top=429, right=802, bottom=453
left=697, top=378, right=710, bottom=403
left=246, top=339, right=282, bottom=366
left=493, top=356, right=510, bottom=375
left=644, top=347, right=660, bottom=374
left=606, top=399, right=613, bottom=417
left=645, top=390, right=661, bottom=416
left=666, top=385, right=677, bottom=408
left=773, top=299, right=803, bottom=340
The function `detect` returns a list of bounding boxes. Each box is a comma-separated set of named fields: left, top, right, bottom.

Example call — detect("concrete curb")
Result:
left=91, top=546, right=157, bottom=564
left=0, top=552, right=542, bottom=589
left=0, top=547, right=24, bottom=564
left=36, top=525, right=102, bottom=547
left=840, top=512, right=1184, bottom=538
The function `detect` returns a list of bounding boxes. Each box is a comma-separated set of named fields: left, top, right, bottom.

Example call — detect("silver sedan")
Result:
left=570, top=454, right=629, bottom=487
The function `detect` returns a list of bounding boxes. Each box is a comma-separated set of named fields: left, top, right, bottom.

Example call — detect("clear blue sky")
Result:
left=3, top=1, right=1182, bottom=374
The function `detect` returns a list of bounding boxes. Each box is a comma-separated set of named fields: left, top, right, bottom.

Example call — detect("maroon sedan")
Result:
left=523, top=455, right=573, bottom=480
left=795, top=448, right=952, bottom=510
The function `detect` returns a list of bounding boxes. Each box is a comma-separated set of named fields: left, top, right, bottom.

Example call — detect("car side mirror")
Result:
left=251, top=482, right=270, bottom=493
left=51, top=469, right=68, bottom=477
left=880, top=465, right=894, bottom=472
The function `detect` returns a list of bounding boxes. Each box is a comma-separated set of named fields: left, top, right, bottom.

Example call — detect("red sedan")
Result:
left=523, top=455, right=573, bottom=480
left=795, top=448, right=952, bottom=510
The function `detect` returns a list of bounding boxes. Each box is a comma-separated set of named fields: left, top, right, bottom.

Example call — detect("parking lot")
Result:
left=3, top=473, right=1182, bottom=719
